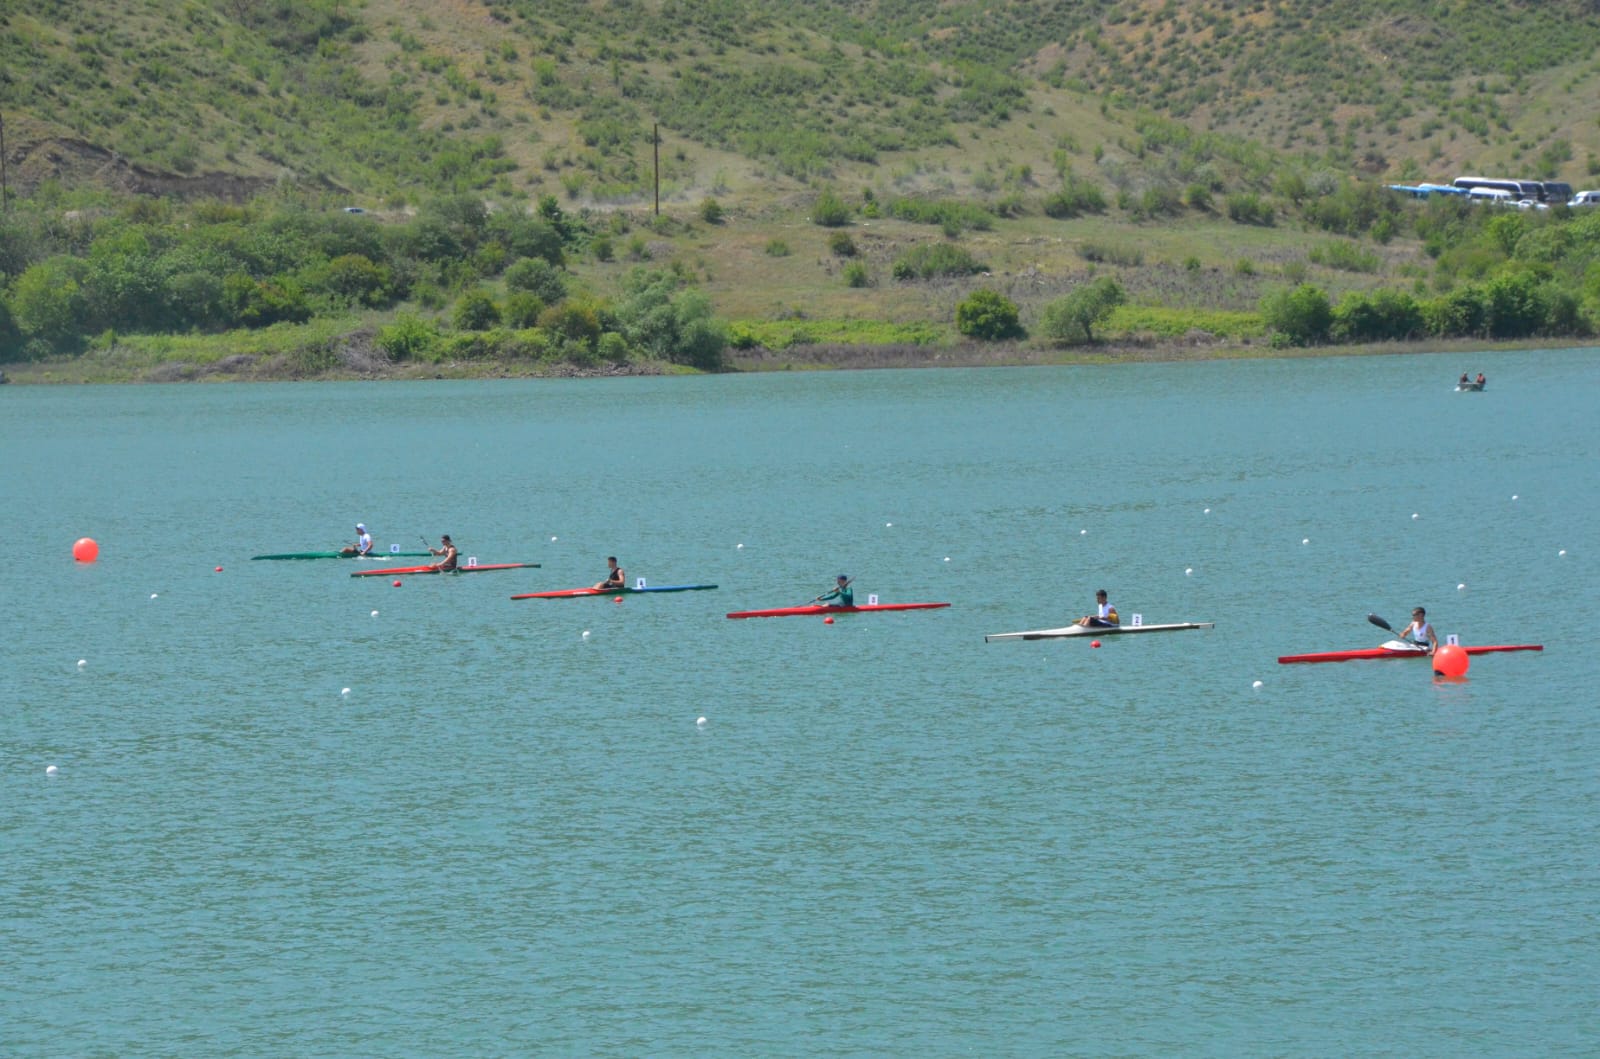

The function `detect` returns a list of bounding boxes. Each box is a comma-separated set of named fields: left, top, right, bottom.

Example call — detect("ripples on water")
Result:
left=3, top=349, right=1597, bottom=1054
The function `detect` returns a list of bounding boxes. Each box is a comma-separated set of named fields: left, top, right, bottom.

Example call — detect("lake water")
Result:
left=4, top=348, right=1597, bottom=1055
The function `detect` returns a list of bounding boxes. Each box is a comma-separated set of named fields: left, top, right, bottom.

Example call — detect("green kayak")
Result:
left=250, top=551, right=433, bottom=560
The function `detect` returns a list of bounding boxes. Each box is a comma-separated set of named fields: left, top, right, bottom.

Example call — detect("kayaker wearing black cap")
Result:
left=1399, top=607, right=1437, bottom=652
left=817, top=575, right=854, bottom=608
left=429, top=534, right=458, bottom=572
left=594, top=556, right=625, bottom=590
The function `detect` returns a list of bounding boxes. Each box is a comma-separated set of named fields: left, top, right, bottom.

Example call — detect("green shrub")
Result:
left=1260, top=284, right=1332, bottom=345
left=1225, top=192, right=1275, bottom=226
left=504, top=257, right=567, bottom=304
left=827, top=232, right=858, bottom=257
left=891, top=243, right=986, bottom=280
left=1038, top=277, right=1125, bottom=345
left=765, top=239, right=791, bottom=257
left=955, top=289, right=1024, bottom=340
left=811, top=188, right=851, bottom=227
left=503, top=292, right=546, bottom=329
left=598, top=331, right=630, bottom=362
left=1331, top=288, right=1423, bottom=341
left=700, top=197, right=725, bottom=224
left=1079, top=242, right=1143, bottom=267
left=376, top=313, right=440, bottom=361
left=1042, top=174, right=1107, bottom=218
left=453, top=289, right=501, bottom=331
left=591, top=235, right=615, bottom=262
left=1309, top=241, right=1382, bottom=273
left=843, top=261, right=870, bottom=287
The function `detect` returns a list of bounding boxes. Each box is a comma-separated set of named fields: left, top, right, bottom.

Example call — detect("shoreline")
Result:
left=2, top=334, right=1594, bottom=384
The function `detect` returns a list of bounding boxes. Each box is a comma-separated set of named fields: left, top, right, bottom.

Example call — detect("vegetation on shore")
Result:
left=3, top=0, right=1600, bottom=380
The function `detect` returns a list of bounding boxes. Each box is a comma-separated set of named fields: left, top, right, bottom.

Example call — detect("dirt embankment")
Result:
left=7, top=135, right=284, bottom=201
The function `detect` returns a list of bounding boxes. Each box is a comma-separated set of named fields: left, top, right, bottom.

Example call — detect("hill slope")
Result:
left=4, top=0, right=1599, bottom=206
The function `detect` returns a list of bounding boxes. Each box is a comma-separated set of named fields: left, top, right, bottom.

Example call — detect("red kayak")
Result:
left=351, top=562, right=539, bottom=577
left=727, top=602, right=950, bottom=619
left=1278, top=640, right=1543, bottom=664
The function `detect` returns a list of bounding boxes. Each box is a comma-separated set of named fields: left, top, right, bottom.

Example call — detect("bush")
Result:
left=503, top=292, right=545, bottom=329
left=700, top=197, right=725, bottom=225
left=1225, top=192, right=1275, bottom=226
left=1038, top=277, right=1125, bottom=345
left=503, top=257, right=567, bottom=304
left=1042, top=174, right=1107, bottom=218
left=811, top=188, right=851, bottom=227
left=1260, top=284, right=1332, bottom=345
left=842, top=261, right=870, bottom=288
left=1331, top=289, right=1423, bottom=342
left=827, top=232, right=857, bottom=257
left=453, top=289, right=501, bottom=331
left=765, top=239, right=791, bottom=257
left=591, top=235, right=615, bottom=262
left=376, top=313, right=439, bottom=361
left=891, top=243, right=986, bottom=280
left=955, top=289, right=1024, bottom=340
left=1309, top=241, right=1382, bottom=273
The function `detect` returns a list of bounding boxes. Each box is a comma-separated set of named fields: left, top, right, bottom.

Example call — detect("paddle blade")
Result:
left=1367, top=612, right=1393, bottom=631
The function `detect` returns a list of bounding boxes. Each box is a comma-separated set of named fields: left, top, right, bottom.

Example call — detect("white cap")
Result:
left=356, top=524, right=366, bottom=531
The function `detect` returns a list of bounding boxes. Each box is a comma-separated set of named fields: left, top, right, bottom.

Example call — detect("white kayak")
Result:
left=984, top=621, right=1214, bottom=643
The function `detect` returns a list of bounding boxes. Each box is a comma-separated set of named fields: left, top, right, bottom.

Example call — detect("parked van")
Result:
left=1467, top=186, right=1514, bottom=203
left=1569, top=190, right=1600, bottom=207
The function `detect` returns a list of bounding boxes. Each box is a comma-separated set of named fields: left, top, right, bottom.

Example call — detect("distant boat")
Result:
left=1456, top=380, right=1486, bottom=392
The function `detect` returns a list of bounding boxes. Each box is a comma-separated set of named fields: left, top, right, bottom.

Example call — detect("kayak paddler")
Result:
left=816, top=575, right=854, bottom=608
left=1398, top=607, right=1437, bottom=652
left=594, top=556, right=625, bottom=591
left=1078, top=589, right=1119, bottom=628
left=429, top=534, right=458, bottom=572
left=341, top=523, right=374, bottom=557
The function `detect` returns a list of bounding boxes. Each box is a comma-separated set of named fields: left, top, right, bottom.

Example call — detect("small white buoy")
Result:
left=1512, top=495, right=1518, bottom=501
left=551, top=535, right=558, bottom=541
left=581, top=630, right=591, bottom=639
left=1302, top=538, right=1310, bottom=545
left=1204, top=508, right=1211, bottom=514
left=370, top=610, right=379, bottom=617
left=944, top=556, right=951, bottom=562
left=77, top=659, right=87, bottom=668
left=1412, top=513, right=1419, bottom=520
left=1252, top=680, right=1263, bottom=689
left=1080, top=529, right=1087, bottom=535
left=736, top=543, right=743, bottom=549
left=696, top=716, right=707, bottom=727
left=1559, top=549, right=1566, bottom=556
left=1185, top=567, right=1193, bottom=576
left=886, top=522, right=893, bottom=527
left=46, top=764, right=58, bottom=775
left=341, top=687, right=351, bottom=697
left=150, top=593, right=158, bottom=599
left=1457, top=583, right=1466, bottom=591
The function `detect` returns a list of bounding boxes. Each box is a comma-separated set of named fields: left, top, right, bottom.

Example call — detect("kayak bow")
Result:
left=726, top=602, right=950, bottom=619
left=985, top=621, right=1214, bottom=643
left=351, top=562, right=540, bottom=577
left=1278, top=639, right=1543, bottom=664
left=512, top=584, right=718, bottom=600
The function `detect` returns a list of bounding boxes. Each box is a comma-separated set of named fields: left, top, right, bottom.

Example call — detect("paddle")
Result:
left=799, top=577, right=853, bottom=608
left=1369, top=612, right=1426, bottom=653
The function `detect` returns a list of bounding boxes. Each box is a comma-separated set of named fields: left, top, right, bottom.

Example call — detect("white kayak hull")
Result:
left=985, top=621, right=1214, bottom=643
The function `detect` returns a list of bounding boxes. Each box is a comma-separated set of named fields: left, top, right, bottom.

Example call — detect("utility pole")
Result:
left=0, top=112, right=9, bottom=214
left=653, top=122, right=660, bottom=217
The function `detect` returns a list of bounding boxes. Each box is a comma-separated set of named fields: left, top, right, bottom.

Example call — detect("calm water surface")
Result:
left=3, top=348, right=1598, bottom=1055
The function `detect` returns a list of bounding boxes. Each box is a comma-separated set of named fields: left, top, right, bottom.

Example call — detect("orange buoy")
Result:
left=73, top=537, right=99, bottom=562
left=1432, top=643, right=1469, bottom=677
left=1091, top=640, right=1101, bottom=648
left=824, top=616, right=834, bottom=624
left=393, top=579, right=402, bottom=587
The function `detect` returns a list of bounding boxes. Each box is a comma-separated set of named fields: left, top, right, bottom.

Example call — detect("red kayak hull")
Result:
left=726, top=603, right=950, bottom=619
left=351, top=562, right=539, bottom=577
left=1277, top=644, right=1543, bottom=664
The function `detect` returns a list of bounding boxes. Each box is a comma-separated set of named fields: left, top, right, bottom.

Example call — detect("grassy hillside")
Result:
left=6, top=0, right=1600, bottom=204
left=2, top=0, right=1599, bottom=378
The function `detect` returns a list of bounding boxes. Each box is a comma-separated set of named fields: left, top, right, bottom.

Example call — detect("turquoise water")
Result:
left=4, top=348, right=1597, bottom=1055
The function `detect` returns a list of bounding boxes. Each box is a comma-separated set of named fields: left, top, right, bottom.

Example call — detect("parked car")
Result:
left=1569, top=190, right=1600, bottom=208
left=343, top=206, right=367, bottom=214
